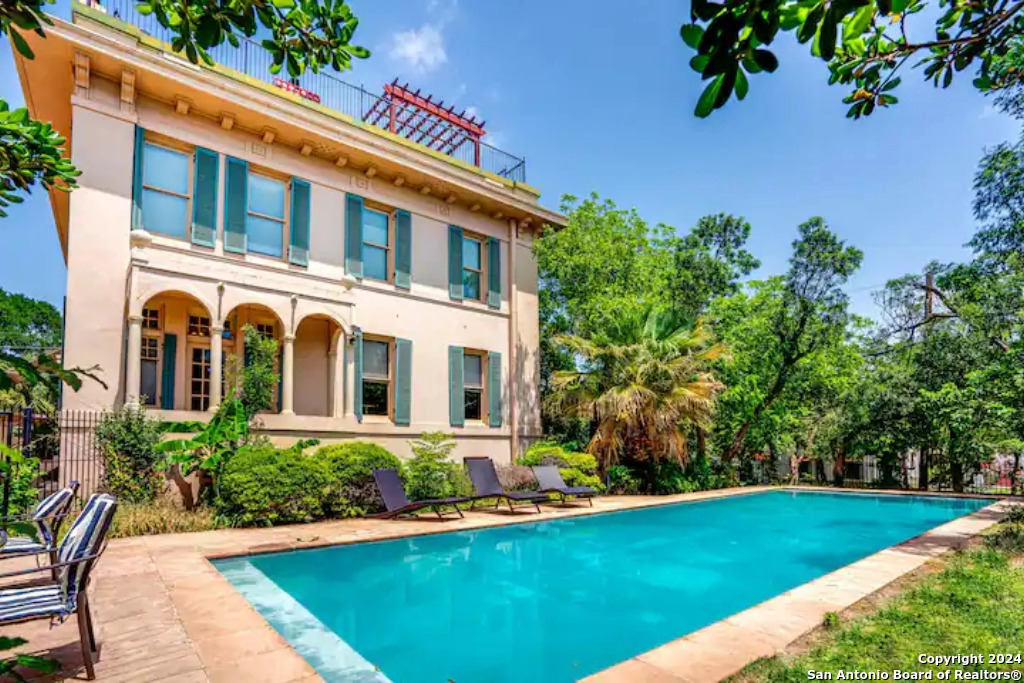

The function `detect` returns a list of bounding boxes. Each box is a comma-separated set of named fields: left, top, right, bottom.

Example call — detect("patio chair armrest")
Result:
left=0, top=552, right=102, bottom=579
left=0, top=546, right=55, bottom=561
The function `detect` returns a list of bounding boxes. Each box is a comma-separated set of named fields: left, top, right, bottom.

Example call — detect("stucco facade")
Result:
left=15, top=4, right=563, bottom=462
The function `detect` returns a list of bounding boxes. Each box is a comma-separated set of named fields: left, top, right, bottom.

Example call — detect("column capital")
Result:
left=128, top=314, right=144, bottom=325
left=211, top=324, right=225, bottom=333
left=283, top=333, right=296, bottom=343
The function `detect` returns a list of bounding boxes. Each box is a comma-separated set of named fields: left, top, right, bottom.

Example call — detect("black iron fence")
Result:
left=0, top=409, right=105, bottom=505
left=84, top=0, right=528, bottom=183
left=752, top=453, right=1022, bottom=497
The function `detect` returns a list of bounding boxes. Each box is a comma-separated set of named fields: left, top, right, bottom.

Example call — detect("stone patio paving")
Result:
left=0, top=487, right=1010, bottom=682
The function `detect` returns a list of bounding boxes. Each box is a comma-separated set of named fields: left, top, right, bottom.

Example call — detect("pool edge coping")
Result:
left=77, top=486, right=1011, bottom=682
left=580, top=495, right=1018, bottom=683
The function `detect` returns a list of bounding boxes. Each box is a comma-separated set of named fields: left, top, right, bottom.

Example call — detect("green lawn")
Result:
left=733, top=541, right=1024, bottom=682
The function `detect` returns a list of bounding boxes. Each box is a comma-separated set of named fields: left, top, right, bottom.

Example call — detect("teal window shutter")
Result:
left=131, top=126, right=145, bottom=230
left=449, top=345, right=464, bottom=427
left=353, top=328, right=363, bottom=422
left=394, top=338, right=412, bottom=425
left=487, top=237, right=501, bottom=309
left=448, top=225, right=463, bottom=300
left=191, top=147, right=218, bottom=247
left=488, top=352, right=502, bottom=427
left=160, top=333, right=177, bottom=410
left=223, top=156, right=248, bottom=253
left=394, top=209, right=412, bottom=289
left=289, top=178, right=311, bottom=266
left=345, top=193, right=364, bottom=278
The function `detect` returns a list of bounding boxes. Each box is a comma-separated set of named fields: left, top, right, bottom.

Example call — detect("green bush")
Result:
left=607, top=465, right=639, bottom=494
left=6, top=454, right=40, bottom=516
left=217, top=445, right=333, bottom=526
left=314, top=442, right=402, bottom=516
left=95, top=404, right=164, bottom=503
left=519, top=441, right=603, bottom=491
left=406, top=432, right=470, bottom=500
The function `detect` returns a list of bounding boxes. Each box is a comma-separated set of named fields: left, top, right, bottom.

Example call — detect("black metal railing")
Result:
left=1, top=409, right=105, bottom=506
left=83, top=0, right=528, bottom=182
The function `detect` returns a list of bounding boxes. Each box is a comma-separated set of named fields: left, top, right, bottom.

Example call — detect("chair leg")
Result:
left=77, top=602, right=95, bottom=680
left=49, top=549, right=59, bottom=582
left=82, top=592, right=97, bottom=653
left=588, top=496, right=593, bottom=507
left=455, top=505, right=464, bottom=518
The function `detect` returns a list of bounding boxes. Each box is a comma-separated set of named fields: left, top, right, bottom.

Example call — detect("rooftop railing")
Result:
left=83, top=0, right=528, bottom=183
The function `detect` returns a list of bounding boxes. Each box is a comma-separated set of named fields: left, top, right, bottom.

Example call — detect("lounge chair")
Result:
left=0, top=482, right=80, bottom=559
left=464, top=457, right=549, bottom=513
left=532, top=466, right=597, bottom=506
left=0, top=493, right=118, bottom=680
left=372, top=469, right=468, bottom=519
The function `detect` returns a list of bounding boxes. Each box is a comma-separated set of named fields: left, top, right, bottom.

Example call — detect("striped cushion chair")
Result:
left=0, top=482, right=80, bottom=557
left=0, top=493, right=117, bottom=680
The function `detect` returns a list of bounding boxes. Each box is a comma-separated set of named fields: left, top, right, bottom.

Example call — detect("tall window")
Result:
left=362, top=209, right=390, bottom=281
left=362, top=338, right=391, bottom=417
left=462, top=237, right=483, bottom=300
left=464, top=351, right=484, bottom=421
left=247, top=174, right=286, bottom=258
left=190, top=347, right=211, bottom=411
left=141, top=143, right=190, bottom=238
left=140, top=336, right=160, bottom=406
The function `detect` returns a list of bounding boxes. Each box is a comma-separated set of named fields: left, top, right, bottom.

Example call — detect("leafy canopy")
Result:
left=680, top=0, right=1024, bottom=118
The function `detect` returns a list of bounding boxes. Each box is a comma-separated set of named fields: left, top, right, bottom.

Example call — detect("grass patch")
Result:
left=109, top=501, right=223, bottom=539
left=732, top=546, right=1024, bottom=682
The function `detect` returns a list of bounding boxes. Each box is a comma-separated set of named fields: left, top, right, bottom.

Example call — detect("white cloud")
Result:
left=483, top=131, right=506, bottom=149
left=980, top=102, right=999, bottom=120
left=388, top=25, right=447, bottom=73
left=465, top=105, right=481, bottom=120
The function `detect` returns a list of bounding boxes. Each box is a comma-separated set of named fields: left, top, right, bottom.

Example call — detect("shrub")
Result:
left=984, top=523, right=1024, bottom=552
left=110, top=501, right=221, bottom=538
left=218, top=445, right=333, bottom=526
left=95, top=404, right=164, bottom=503
left=406, top=432, right=469, bottom=500
left=315, top=442, right=402, bottom=516
left=4, top=454, right=40, bottom=516
left=497, top=465, right=537, bottom=491
left=1002, top=505, right=1024, bottom=525
left=607, top=465, right=639, bottom=494
left=225, top=325, right=280, bottom=420
left=519, top=441, right=603, bottom=491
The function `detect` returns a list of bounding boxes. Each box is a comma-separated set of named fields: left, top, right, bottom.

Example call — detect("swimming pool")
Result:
left=215, top=490, right=991, bottom=682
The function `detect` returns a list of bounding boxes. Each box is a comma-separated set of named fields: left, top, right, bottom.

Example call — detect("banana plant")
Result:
left=0, top=443, right=39, bottom=543
left=157, top=394, right=249, bottom=479
left=0, top=636, right=59, bottom=683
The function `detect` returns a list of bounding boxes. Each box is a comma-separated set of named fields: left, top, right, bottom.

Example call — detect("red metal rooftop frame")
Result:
left=364, top=79, right=488, bottom=166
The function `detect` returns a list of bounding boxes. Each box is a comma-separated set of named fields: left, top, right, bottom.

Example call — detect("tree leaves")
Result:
left=680, top=0, right=1024, bottom=118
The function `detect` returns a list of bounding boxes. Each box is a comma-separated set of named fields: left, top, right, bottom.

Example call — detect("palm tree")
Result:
left=546, top=306, right=727, bottom=469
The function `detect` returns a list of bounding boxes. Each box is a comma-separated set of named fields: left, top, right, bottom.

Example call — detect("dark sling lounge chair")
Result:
left=372, top=468, right=467, bottom=519
left=464, top=457, right=549, bottom=513
left=532, top=465, right=597, bottom=506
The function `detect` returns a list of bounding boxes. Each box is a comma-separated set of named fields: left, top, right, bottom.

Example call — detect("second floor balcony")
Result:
left=77, top=0, right=528, bottom=183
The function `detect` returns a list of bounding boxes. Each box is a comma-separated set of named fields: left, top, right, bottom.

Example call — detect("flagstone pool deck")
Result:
left=4, top=486, right=1015, bottom=683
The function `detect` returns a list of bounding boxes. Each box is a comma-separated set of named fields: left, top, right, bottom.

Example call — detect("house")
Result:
left=12, top=0, right=564, bottom=461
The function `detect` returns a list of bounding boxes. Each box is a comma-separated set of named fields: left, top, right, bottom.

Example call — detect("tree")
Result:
left=712, top=218, right=863, bottom=461
left=545, top=306, right=726, bottom=470
left=664, top=213, right=761, bottom=319
left=0, top=288, right=61, bottom=353
left=680, top=0, right=1024, bottom=118
left=225, top=325, right=280, bottom=421
left=0, top=0, right=369, bottom=217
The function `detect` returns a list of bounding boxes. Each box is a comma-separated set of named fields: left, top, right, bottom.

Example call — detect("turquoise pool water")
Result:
left=215, top=490, right=991, bottom=683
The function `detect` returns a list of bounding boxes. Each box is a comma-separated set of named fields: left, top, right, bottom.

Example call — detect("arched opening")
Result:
left=136, top=291, right=214, bottom=411
left=222, top=304, right=285, bottom=414
left=293, top=314, right=345, bottom=416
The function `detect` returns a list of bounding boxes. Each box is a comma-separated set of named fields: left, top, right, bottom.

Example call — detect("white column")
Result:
left=209, top=325, right=223, bottom=411
left=281, top=333, right=295, bottom=415
left=125, top=314, right=143, bottom=404
left=329, top=341, right=345, bottom=418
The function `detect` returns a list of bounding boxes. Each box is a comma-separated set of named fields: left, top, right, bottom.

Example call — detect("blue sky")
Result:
left=1, top=0, right=1020, bottom=317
